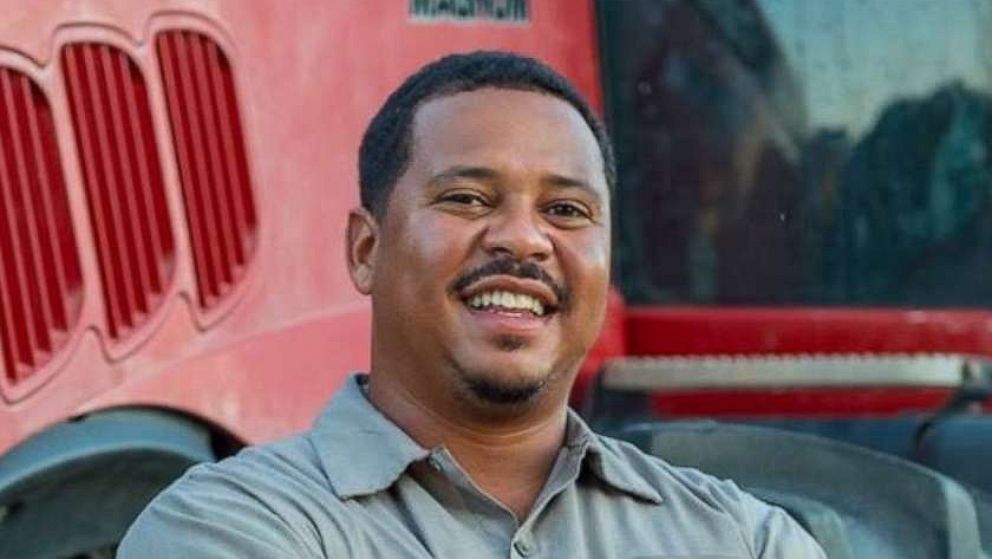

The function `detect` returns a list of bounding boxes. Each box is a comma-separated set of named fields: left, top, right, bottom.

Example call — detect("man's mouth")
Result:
left=450, top=257, right=569, bottom=318
left=465, top=290, right=547, bottom=317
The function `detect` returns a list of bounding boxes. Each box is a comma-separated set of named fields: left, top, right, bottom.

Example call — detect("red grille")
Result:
left=156, top=30, right=257, bottom=308
left=62, top=43, right=175, bottom=339
left=0, top=67, right=83, bottom=383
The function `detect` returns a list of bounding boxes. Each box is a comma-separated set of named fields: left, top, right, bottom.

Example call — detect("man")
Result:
left=119, top=51, right=825, bottom=558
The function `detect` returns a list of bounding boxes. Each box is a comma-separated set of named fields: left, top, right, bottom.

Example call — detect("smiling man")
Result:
left=119, top=51, right=825, bottom=558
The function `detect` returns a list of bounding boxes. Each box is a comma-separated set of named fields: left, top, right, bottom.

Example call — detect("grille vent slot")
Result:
left=156, top=30, right=257, bottom=309
left=62, top=43, right=175, bottom=339
left=0, top=66, right=83, bottom=383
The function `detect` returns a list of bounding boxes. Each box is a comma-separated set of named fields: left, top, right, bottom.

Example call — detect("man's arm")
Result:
left=118, top=463, right=325, bottom=558
left=672, top=465, right=827, bottom=559
left=748, top=499, right=828, bottom=559
left=708, top=477, right=826, bottom=559
left=118, top=435, right=357, bottom=559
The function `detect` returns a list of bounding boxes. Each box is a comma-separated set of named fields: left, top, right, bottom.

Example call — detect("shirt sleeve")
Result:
left=748, top=499, right=828, bottom=559
left=682, top=468, right=827, bottom=559
left=117, top=467, right=309, bottom=558
left=117, top=459, right=334, bottom=559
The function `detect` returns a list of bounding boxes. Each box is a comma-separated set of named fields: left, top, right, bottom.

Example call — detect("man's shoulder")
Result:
left=118, top=431, right=351, bottom=558
left=190, top=431, right=327, bottom=488
left=167, top=430, right=338, bottom=508
left=591, top=431, right=826, bottom=558
left=593, top=431, right=755, bottom=503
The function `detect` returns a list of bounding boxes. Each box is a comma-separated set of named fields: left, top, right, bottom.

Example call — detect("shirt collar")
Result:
left=311, top=374, right=430, bottom=499
left=566, top=410, right=664, bottom=505
left=311, top=374, right=662, bottom=504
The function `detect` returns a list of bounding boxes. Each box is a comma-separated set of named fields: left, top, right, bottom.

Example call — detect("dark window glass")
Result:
left=601, top=0, right=992, bottom=307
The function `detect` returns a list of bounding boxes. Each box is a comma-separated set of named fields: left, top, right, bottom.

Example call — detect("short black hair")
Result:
left=358, top=50, right=615, bottom=218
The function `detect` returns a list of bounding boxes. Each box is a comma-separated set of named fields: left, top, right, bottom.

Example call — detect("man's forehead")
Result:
left=408, top=87, right=608, bottom=189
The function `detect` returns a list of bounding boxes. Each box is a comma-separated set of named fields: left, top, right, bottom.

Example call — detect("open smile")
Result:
left=455, top=275, right=562, bottom=336
left=457, top=274, right=560, bottom=317
left=466, top=290, right=547, bottom=317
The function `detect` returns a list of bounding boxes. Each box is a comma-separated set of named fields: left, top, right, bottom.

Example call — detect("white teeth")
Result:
left=464, top=290, right=547, bottom=316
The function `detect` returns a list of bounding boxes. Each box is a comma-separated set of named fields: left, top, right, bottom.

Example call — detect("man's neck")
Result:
left=366, top=374, right=569, bottom=520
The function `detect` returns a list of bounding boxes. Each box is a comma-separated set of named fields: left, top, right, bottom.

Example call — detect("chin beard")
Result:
left=461, top=373, right=545, bottom=405
left=454, top=335, right=548, bottom=405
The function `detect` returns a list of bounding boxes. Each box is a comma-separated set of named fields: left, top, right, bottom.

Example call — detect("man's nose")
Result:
left=481, top=204, right=553, bottom=261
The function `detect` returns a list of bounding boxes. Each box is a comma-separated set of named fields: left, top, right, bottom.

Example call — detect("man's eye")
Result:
left=441, top=192, right=487, bottom=206
left=545, top=202, right=591, bottom=220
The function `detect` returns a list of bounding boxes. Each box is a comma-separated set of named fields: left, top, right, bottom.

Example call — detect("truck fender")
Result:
left=0, top=408, right=218, bottom=557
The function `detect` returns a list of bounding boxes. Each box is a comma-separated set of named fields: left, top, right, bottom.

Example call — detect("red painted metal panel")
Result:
left=0, top=0, right=603, bottom=453
left=156, top=29, right=257, bottom=309
left=0, top=66, right=81, bottom=383
left=626, top=306, right=992, bottom=416
left=62, top=42, right=175, bottom=340
left=0, top=71, right=48, bottom=363
left=104, top=47, right=150, bottom=315
left=627, top=307, right=992, bottom=357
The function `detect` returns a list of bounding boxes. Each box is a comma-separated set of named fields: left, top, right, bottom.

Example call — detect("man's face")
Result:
left=358, top=87, right=610, bottom=410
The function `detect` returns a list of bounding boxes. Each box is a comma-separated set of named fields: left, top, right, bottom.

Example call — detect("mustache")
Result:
left=450, top=257, right=570, bottom=311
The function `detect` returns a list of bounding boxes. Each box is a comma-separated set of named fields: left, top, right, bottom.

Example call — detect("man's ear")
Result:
left=346, top=207, right=379, bottom=295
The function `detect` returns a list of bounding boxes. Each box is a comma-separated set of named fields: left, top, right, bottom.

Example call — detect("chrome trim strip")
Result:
left=602, top=354, right=988, bottom=391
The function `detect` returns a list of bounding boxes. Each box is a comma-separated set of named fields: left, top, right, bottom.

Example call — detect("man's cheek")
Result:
left=565, top=242, right=611, bottom=289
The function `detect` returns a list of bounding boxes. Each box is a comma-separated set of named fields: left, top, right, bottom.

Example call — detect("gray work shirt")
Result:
left=119, top=375, right=825, bottom=558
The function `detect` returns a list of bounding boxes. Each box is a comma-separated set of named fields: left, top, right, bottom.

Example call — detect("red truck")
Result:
left=1, top=1, right=990, bottom=557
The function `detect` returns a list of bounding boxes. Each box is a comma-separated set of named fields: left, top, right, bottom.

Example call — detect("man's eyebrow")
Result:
left=544, top=174, right=604, bottom=204
left=545, top=173, right=594, bottom=191
left=429, top=166, right=603, bottom=202
left=429, top=166, right=500, bottom=184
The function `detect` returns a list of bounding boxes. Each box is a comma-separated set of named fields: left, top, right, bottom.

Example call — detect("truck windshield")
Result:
left=600, top=0, right=992, bottom=308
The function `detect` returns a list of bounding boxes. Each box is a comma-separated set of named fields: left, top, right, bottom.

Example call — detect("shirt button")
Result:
left=513, top=539, right=534, bottom=557
left=427, top=456, right=443, bottom=472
